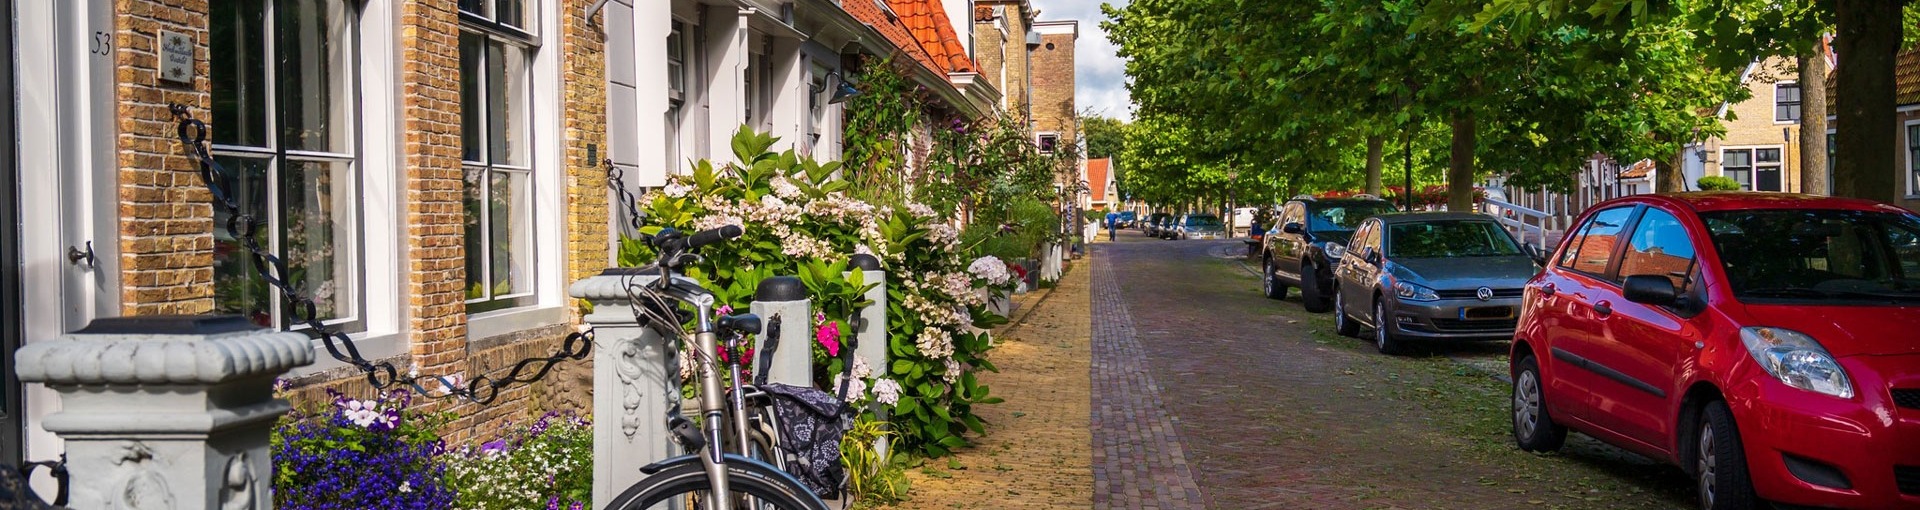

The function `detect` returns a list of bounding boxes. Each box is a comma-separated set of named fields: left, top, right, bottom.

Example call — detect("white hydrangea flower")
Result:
left=851, top=356, right=873, bottom=379
left=968, top=256, right=1011, bottom=286
left=942, top=358, right=962, bottom=383
left=833, top=374, right=868, bottom=404
left=871, top=378, right=903, bottom=405
left=663, top=182, right=693, bottom=198
left=907, top=202, right=937, bottom=219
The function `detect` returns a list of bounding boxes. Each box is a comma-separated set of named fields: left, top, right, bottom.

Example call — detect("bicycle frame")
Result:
left=651, top=276, right=738, bottom=509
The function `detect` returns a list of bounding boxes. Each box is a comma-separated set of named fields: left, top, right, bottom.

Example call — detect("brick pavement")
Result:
left=1090, top=251, right=1209, bottom=510
left=899, top=260, right=1093, bottom=509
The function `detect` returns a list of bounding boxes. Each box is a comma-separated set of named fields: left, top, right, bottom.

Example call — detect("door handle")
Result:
left=1593, top=300, right=1612, bottom=317
left=1539, top=282, right=1555, bottom=296
left=66, top=241, right=96, bottom=268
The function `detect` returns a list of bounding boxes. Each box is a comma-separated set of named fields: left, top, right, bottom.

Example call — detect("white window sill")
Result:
left=468, top=305, right=570, bottom=343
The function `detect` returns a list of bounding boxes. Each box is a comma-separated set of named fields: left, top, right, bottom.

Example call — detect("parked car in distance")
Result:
left=1117, top=211, right=1139, bottom=229
left=1510, top=192, right=1920, bottom=510
left=1261, top=195, right=1399, bottom=312
left=1146, top=212, right=1174, bottom=236
left=1159, top=216, right=1181, bottom=239
left=1330, top=212, right=1539, bottom=354
left=1177, top=214, right=1227, bottom=240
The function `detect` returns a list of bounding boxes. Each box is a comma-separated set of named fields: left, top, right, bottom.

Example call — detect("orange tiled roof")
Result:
left=1618, top=159, right=1655, bottom=179
left=887, top=0, right=977, bottom=74
left=1898, top=47, right=1920, bottom=106
left=842, top=0, right=940, bottom=77
left=1087, top=158, right=1110, bottom=201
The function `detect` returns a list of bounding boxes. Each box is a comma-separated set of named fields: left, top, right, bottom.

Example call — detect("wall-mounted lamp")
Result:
left=810, top=71, right=863, bottom=104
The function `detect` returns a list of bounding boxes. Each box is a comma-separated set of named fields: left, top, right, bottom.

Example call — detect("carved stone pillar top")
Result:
left=14, top=315, right=314, bottom=386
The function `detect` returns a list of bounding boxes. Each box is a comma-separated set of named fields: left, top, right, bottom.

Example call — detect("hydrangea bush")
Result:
left=271, top=390, right=456, bottom=510
left=626, top=127, right=1003, bottom=457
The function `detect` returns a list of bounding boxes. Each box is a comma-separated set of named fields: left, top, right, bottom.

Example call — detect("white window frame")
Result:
left=1906, top=120, right=1920, bottom=197
left=459, top=0, right=569, bottom=338
left=208, top=0, right=365, bottom=334
left=1774, top=81, right=1802, bottom=124
left=1721, top=145, right=1785, bottom=192
left=1037, top=131, right=1060, bottom=154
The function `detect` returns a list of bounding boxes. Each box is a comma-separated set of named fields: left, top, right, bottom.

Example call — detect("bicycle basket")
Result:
left=758, top=383, right=851, bottom=499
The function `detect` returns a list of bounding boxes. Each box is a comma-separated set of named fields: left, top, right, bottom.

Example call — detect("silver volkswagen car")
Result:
left=1328, top=212, right=1541, bottom=355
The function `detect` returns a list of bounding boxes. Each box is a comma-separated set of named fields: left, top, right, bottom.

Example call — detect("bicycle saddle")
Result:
left=717, top=313, right=762, bottom=336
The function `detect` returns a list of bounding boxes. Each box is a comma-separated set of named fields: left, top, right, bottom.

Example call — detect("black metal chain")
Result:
left=169, top=104, right=589, bottom=405
left=606, top=159, right=644, bottom=236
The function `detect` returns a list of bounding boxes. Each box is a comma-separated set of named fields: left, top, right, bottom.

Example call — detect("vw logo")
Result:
left=1476, top=287, right=1494, bottom=301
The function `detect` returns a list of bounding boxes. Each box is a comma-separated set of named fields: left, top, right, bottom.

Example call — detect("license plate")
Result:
left=1460, top=306, right=1514, bottom=320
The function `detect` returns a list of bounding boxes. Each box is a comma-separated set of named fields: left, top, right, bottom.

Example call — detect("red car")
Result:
left=1510, top=193, right=1920, bottom=510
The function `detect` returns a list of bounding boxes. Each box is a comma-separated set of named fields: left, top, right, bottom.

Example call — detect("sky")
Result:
left=1030, top=0, right=1133, bottom=122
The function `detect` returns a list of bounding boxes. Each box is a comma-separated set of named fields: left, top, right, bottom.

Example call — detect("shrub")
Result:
left=445, top=411, right=593, bottom=510
left=1697, top=175, right=1741, bottom=191
left=271, top=390, right=455, bottom=510
left=627, top=127, right=1001, bottom=458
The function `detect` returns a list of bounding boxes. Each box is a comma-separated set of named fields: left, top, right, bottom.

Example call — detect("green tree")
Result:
left=1082, top=114, right=1127, bottom=160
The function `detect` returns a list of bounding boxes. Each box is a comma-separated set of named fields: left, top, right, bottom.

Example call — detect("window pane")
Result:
left=212, top=156, right=273, bottom=326
left=460, top=32, right=486, bottom=162
left=1560, top=206, right=1633, bottom=274
left=280, top=159, right=353, bottom=322
left=276, top=0, right=350, bottom=153
left=211, top=0, right=268, bottom=147
left=1777, top=84, right=1800, bottom=102
left=1619, top=209, right=1696, bottom=288
left=488, top=40, right=530, bottom=166
left=463, top=168, right=488, bottom=300
left=1723, top=149, right=1750, bottom=167
left=1756, top=148, right=1781, bottom=163
left=489, top=170, right=531, bottom=297
left=1756, top=166, right=1782, bottom=192
left=459, top=0, right=483, bottom=15
left=497, top=0, right=528, bottom=30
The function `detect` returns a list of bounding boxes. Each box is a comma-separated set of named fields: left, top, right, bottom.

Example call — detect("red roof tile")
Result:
left=843, top=0, right=941, bottom=77
left=886, top=0, right=977, bottom=74
left=1087, top=158, right=1110, bottom=201
left=1618, top=159, right=1655, bottom=179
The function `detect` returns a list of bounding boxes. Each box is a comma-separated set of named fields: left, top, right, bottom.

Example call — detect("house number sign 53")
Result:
left=160, top=30, right=193, bottom=85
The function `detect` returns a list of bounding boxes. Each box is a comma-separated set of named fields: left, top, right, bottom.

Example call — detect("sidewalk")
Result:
left=900, top=259, right=1094, bottom=509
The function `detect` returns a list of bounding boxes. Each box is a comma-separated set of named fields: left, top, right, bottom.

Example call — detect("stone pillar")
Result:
left=569, top=268, right=681, bottom=510
left=12, top=315, right=314, bottom=510
left=845, top=255, right=887, bottom=377
left=751, top=276, right=812, bottom=387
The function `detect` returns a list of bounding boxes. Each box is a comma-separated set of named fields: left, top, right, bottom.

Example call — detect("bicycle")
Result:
left=605, top=225, right=833, bottom=510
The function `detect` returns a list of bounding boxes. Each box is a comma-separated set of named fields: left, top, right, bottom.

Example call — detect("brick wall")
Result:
left=565, top=0, right=611, bottom=285
left=1030, top=30, right=1075, bottom=145
left=118, top=0, right=214, bottom=315
left=973, top=13, right=1006, bottom=100
left=399, top=0, right=469, bottom=387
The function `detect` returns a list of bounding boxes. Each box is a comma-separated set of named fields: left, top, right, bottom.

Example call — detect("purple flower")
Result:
left=480, top=439, right=509, bottom=455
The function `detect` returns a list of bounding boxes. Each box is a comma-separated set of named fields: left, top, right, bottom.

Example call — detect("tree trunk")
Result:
left=1800, top=44, right=1830, bottom=195
left=1365, top=134, right=1385, bottom=196
left=1655, top=133, right=1686, bottom=192
left=1448, top=111, right=1477, bottom=212
left=1833, top=0, right=1901, bottom=203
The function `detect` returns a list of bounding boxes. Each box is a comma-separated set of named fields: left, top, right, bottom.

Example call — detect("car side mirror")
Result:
left=1623, top=275, right=1679, bottom=306
left=1282, top=222, right=1304, bottom=234
left=1522, top=244, right=1547, bottom=266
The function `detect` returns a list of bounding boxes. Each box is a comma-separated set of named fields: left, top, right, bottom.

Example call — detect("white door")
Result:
left=14, top=0, right=120, bottom=469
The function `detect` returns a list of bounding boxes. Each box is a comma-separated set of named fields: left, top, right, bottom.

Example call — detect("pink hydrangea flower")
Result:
left=816, top=321, right=841, bottom=357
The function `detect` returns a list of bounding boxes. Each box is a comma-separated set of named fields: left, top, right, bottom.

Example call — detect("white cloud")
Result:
left=1031, top=0, right=1133, bottom=122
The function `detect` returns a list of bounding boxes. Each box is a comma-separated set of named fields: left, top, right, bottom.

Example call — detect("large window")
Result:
left=1558, top=206, right=1634, bottom=276
left=211, top=0, right=359, bottom=329
left=667, top=21, right=686, bottom=170
left=1908, top=123, right=1920, bottom=196
left=1721, top=147, right=1782, bottom=191
left=1776, top=82, right=1801, bottom=123
left=460, top=0, right=539, bottom=313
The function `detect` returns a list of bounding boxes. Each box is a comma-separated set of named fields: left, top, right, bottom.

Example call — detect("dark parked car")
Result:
left=1329, top=212, right=1538, bottom=354
left=1146, top=212, right=1174, bottom=237
left=1511, top=193, right=1920, bottom=510
left=1175, top=214, right=1227, bottom=240
left=1261, top=196, right=1398, bottom=312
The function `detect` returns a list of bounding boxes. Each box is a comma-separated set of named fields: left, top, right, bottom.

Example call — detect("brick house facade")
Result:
left=3, top=0, right=1015, bottom=468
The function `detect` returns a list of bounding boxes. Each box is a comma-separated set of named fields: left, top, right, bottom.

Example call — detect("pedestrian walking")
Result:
left=1105, top=211, right=1119, bottom=241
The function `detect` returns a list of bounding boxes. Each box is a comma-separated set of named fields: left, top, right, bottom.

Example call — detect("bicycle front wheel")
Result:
left=606, top=458, right=828, bottom=510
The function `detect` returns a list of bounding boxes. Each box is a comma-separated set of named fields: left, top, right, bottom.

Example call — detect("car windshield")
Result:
left=1185, top=215, right=1223, bottom=227
left=1309, top=203, right=1395, bottom=233
left=1701, top=209, right=1920, bottom=304
left=1120, top=211, right=1137, bottom=221
left=1387, top=220, right=1522, bottom=258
